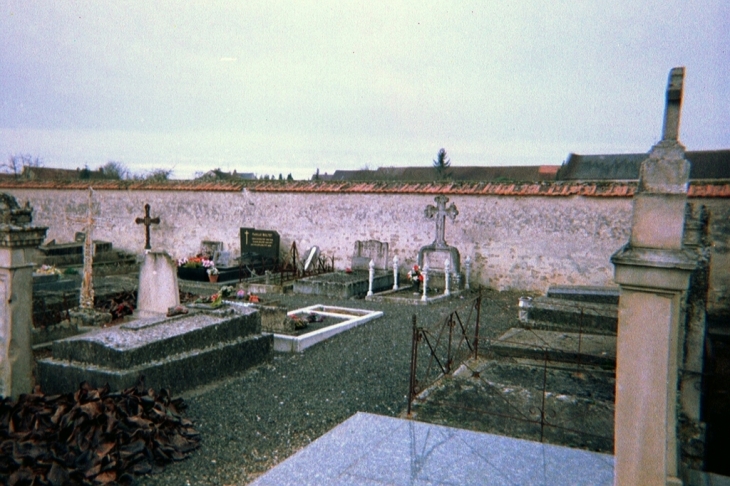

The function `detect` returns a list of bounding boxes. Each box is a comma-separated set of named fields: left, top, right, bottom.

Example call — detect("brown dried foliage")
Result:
left=0, top=378, right=200, bottom=485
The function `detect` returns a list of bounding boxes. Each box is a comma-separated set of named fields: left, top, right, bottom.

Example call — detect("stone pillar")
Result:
left=0, top=195, right=47, bottom=398
left=610, top=67, right=695, bottom=486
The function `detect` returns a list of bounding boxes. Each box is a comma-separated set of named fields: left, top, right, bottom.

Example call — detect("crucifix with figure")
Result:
left=135, top=203, right=160, bottom=250
left=424, top=195, right=458, bottom=248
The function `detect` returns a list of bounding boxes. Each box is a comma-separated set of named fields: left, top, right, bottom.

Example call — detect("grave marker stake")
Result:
left=367, top=260, right=374, bottom=297
left=421, top=264, right=429, bottom=302
left=392, top=256, right=399, bottom=291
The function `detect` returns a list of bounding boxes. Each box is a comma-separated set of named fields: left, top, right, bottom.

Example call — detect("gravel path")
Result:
left=136, top=288, right=522, bottom=485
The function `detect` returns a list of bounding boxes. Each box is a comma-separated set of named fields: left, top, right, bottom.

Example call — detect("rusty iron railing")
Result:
left=407, top=295, right=616, bottom=451
left=407, top=290, right=481, bottom=416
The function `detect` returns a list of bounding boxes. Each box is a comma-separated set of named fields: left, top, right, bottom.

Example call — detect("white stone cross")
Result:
left=424, top=196, right=458, bottom=248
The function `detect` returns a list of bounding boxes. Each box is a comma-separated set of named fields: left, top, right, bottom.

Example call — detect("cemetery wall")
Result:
left=2, top=183, right=728, bottom=315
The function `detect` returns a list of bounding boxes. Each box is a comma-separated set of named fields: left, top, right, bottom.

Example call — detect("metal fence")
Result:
left=407, top=292, right=615, bottom=452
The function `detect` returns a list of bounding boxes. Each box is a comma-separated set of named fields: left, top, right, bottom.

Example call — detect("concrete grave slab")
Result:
left=36, top=306, right=272, bottom=394
left=293, top=270, right=393, bottom=299
left=493, top=327, right=616, bottom=368
left=261, top=304, right=383, bottom=353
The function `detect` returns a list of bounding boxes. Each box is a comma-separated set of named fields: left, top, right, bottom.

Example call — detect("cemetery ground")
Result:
left=30, top=285, right=531, bottom=485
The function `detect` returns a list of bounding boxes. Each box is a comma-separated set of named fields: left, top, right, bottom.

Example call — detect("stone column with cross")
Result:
left=417, top=196, right=462, bottom=285
left=425, top=195, right=458, bottom=248
left=611, top=67, right=695, bottom=486
left=79, top=188, right=95, bottom=310
left=135, top=203, right=160, bottom=251
left=0, top=194, right=47, bottom=398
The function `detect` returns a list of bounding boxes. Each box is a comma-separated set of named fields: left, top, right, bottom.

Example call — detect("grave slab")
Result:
left=250, top=412, right=614, bottom=486
left=254, top=304, right=383, bottom=353
left=36, top=306, right=272, bottom=394
left=491, top=328, right=616, bottom=368
left=546, top=285, right=620, bottom=305
left=293, top=271, right=393, bottom=299
left=366, top=284, right=466, bottom=305
left=518, top=296, right=618, bottom=335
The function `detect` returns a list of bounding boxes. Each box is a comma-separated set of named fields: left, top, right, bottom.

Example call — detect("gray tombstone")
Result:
left=303, top=246, right=320, bottom=272
left=351, top=240, right=389, bottom=271
left=200, top=240, right=223, bottom=259
left=214, top=250, right=231, bottom=267
left=136, top=251, right=180, bottom=318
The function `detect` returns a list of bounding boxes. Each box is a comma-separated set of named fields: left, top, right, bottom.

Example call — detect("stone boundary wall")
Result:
left=1, top=180, right=728, bottom=315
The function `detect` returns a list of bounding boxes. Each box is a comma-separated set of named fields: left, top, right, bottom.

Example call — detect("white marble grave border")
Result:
left=272, top=305, right=383, bottom=353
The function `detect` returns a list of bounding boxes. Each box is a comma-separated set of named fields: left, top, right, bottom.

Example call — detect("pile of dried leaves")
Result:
left=0, top=378, right=201, bottom=485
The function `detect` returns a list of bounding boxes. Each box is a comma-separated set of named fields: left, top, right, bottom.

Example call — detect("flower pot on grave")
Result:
left=209, top=274, right=219, bottom=283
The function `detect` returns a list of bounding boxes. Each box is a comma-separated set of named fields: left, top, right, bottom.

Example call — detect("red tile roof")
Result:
left=0, top=179, right=727, bottom=198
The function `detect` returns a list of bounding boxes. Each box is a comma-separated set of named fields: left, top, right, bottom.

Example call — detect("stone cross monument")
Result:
left=0, top=194, right=47, bottom=398
left=425, top=195, right=458, bottom=248
left=611, top=67, right=695, bottom=486
left=417, top=196, right=461, bottom=285
left=135, top=203, right=160, bottom=250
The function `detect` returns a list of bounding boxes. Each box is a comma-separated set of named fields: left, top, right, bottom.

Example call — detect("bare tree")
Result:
left=4, top=153, right=43, bottom=178
left=144, top=168, right=173, bottom=182
left=99, top=160, right=130, bottom=180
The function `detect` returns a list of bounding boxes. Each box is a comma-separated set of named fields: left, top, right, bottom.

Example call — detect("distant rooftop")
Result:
left=195, top=169, right=257, bottom=181
left=557, top=150, right=730, bottom=181
left=316, top=165, right=560, bottom=182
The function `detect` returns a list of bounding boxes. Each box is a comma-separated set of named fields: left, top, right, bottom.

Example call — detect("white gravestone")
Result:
left=136, top=251, right=180, bottom=318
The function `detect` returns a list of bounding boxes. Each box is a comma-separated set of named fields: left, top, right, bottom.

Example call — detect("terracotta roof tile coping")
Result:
left=0, top=179, right=728, bottom=198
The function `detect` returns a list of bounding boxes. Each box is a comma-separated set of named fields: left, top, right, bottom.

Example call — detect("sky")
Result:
left=1, top=2, right=728, bottom=180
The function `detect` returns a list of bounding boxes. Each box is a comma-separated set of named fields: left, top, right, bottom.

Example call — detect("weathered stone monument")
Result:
left=418, top=196, right=462, bottom=289
left=351, top=240, right=389, bottom=271
left=0, top=194, right=47, bottom=398
left=611, top=67, right=696, bottom=486
left=79, top=189, right=95, bottom=310
left=136, top=251, right=180, bottom=318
